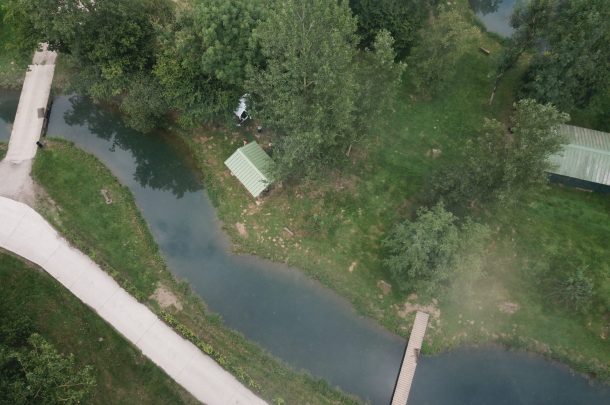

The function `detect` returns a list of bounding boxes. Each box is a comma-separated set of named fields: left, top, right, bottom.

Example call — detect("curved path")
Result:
left=0, top=45, right=265, bottom=405
left=0, top=197, right=265, bottom=405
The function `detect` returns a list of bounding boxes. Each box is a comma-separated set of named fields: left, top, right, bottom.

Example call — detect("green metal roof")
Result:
left=224, top=142, right=275, bottom=198
left=548, top=125, right=610, bottom=186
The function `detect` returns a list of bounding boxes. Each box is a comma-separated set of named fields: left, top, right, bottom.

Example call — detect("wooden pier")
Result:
left=391, top=311, right=429, bottom=405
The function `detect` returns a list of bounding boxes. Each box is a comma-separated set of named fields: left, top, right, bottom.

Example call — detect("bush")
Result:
left=552, top=267, right=594, bottom=312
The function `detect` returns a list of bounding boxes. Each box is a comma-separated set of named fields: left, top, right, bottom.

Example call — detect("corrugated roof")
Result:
left=224, top=142, right=275, bottom=198
left=547, top=125, right=610, bottom=186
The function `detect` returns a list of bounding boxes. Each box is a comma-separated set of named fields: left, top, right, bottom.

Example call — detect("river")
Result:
left=1, top=91, right=608, bottom=404
left=469, top=0, right=525, bottom=37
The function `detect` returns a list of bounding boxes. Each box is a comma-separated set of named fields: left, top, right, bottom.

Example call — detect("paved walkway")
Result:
left=391, top=311, right=429, bottom=405
left=0, top=44, right=56, bottom=204
left=0, top=45, right=266, bottom=405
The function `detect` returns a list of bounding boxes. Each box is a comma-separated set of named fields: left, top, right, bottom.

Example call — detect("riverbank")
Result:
left=183, top=30, right=610, bottom=384
left=32, top=139, right=360, bottom=404
left=0, top=252, right=198, bottom=404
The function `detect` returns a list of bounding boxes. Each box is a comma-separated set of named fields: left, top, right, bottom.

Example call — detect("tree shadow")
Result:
left=63, top=95, right=202, bottom=198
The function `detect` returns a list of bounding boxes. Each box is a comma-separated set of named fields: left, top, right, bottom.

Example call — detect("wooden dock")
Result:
left=391, top=311, right=429, bottom=405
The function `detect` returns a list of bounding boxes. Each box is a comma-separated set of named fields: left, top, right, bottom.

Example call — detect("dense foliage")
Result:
left=349, top=0, right=434, bottom=58
left=430, top=99, right=569, bottom=210
left=407, top=8, right=481, bottom=96
left=383, top=203, right=491, bottom=293
left=0, top=309, right=95, bottom=404
left=383, top=203, right=459, bottom=292
left=154, top=0, right=264, bottom=127
left=503, top=0, right=610, bottom=129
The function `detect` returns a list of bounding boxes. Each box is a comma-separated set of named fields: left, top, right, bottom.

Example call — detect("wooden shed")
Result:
left=224, top=142, right=275, bottom=198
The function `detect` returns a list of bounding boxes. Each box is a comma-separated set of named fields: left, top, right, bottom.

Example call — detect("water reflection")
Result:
left=470, top=0, right=503, bottom=15
left=0, top=91, right=19, bottom=141
left=469, top=0, right=522, bottom=37
left=48, top=94, right=406, bottom=405
left=41, top=94, right=610, bottom=405
left=62, top=95, right=202, bottom=198
left=410, top=347, right=609, bottom=405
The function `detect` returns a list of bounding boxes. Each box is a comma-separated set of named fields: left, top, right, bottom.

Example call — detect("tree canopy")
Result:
left=154, top=0, right=264, bottom=126
left=383, top=203, right=459, bottom=292
left=349, top=0, right=434, bottom=58
left=247, top=0, right=359, bottom=180
left=506, top=0, right=610, bottom=128
left=0, top=310, right=95, bottom=405
left=407, top=8, right=481, bottom=95
left=430, top=99, right=569, bottom=210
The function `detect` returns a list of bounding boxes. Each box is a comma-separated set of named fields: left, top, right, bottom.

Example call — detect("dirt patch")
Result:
left=235, top=222, right=248, bottom=237
left=150, top=285, right=183, bottom=311
left=498, top=301, right=520, bottom=314
left=397, top=299, right=441, bottom=320
left=377, top=280, right=392, bottom=295
left=100, top=188, right=113, bottom=204
left=348, top=261, right=357, bottom=273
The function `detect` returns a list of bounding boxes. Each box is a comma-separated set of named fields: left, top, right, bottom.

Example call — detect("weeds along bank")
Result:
left=32, top=139, right=360, bottom=405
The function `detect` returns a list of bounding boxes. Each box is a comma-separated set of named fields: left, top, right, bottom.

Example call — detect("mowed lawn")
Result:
left=0, top=253, right=197, bottom=405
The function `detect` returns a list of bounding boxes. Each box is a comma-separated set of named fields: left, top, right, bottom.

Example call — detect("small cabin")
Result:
left=547, top=125, right=610, bottom=192
left=224, top=142, right=275, bottom=198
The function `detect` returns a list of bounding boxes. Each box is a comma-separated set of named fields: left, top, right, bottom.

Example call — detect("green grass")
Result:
left=0, top=252, right=197, bottom=405
left=32, top=139, right=360, bottom=405
left=183, top=5, right=610, bottom=385
left=185, top=29, right=521, bottom=330
left=0, top=142, right=6, bottom=160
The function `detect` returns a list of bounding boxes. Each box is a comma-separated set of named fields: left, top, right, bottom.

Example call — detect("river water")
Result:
left=1, top=90, right=608, bottom=404
left=470, top=0, right=525, bottom=37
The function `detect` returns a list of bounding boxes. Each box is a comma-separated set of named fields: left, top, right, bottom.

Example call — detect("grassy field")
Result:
left=32, top=139, right=360, bottom=404
left=0, top=252, right=198, bottom=405
left=183, top=7, right=610, bottom=384
left=0, top=142, right=6, bottom=160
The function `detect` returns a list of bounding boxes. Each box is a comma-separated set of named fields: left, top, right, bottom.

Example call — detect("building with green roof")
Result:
left=224, top=142, right=275, bottom=198
left=547, top=125, right=610, bottom=189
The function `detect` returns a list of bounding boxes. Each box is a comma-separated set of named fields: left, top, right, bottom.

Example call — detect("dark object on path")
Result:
left=38, top=108, right=45, bottom=118
left=36, top=141, right=44, bottom=148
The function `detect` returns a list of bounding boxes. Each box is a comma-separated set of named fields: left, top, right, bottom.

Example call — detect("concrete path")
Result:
left=0, top=197, right=266, bottom=405
left=0, top=44, right=56, bottom=205
left=0, top=45, right=266, bottom=404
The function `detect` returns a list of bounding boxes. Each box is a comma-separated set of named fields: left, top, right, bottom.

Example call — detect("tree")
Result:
left=383, top=202, right=459, bottom=292
left=552, top=267, right=594, bottom=312
left=430, top=99, right=569, bottom=210
left=407, top=8, right=480, bottom=96
left=154, top=0, right=264, bottom=126
left=349, top=0, right=433, bottom=58
left=0, top=334, right=95, bottom=405
left=120, top=74, right=167, bottom=133
left=499, top=0, right=610, bottom=128
left=516, top=0, right=610, bottom=114
left=247, top=0, right=359, bottom=180
left=3, top=0, right=173, bottom=131
left=354, top=30, right=406, bottom=136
